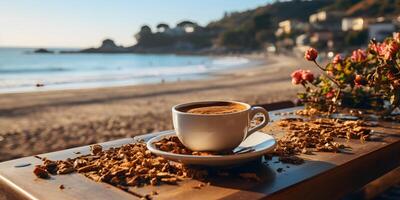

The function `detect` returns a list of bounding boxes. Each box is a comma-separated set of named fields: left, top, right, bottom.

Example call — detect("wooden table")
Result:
left=1, top=107, right=400, bottom=200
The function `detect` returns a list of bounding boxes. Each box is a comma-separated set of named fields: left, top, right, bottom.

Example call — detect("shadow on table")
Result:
left=370, top=131, right=400, bottom=142
left=197, top=157, right=336, bottom=196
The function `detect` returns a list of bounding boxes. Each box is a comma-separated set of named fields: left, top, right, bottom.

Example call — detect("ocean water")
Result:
left=0, top=48, right=250, bottom=93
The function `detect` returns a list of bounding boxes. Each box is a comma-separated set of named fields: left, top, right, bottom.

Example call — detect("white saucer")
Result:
left=146, top=131, right=276, bottom=166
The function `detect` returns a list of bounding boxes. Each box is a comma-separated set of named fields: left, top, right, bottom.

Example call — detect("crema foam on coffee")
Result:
left=181, top=102, right=246, bottom=115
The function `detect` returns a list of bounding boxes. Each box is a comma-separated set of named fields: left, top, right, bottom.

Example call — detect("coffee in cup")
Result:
left=172, top=101, right=269, bottom=151
left=181, top=102, right=247, bottom=115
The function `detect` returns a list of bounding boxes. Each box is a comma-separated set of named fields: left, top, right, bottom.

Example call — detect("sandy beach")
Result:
left=0, top=54, right=311, bottom=162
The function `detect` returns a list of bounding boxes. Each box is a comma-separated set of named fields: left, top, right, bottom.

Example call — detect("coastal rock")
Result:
left=34, top=48, right=54, bottom=54
left=79, top=39, right=128, bottom=53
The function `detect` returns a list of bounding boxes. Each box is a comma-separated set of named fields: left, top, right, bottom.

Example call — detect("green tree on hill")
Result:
left=177, top=21, right=196, bottom=28
left=135, top=25, right=155, bottom=47
left=156, top=23, right=170, bottom=32
left=218, top=29, right=256, bottom=49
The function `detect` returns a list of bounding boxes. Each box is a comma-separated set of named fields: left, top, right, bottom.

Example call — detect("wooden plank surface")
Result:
left=0, top=107, right=400, bottom=200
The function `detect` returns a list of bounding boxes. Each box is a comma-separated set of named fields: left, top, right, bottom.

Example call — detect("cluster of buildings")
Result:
left=274, top=10, right=399, bottom=53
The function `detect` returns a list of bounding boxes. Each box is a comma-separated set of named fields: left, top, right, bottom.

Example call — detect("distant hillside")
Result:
left=208, top=0, right=399, bottom=31
left=208, top=0, right=333, bottom=30
left=205, top=0, right=400, bottom=50
left=207, top=0, right=333, bottom=49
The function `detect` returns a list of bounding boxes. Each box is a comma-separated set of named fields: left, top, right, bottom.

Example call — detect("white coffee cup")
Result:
left=172, top=101, right=269, bottom=151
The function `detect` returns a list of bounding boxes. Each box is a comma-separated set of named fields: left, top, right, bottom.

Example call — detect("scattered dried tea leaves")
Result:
left=270, top=117, right=372, bottom=160
left=33, top=142, right=232, bottom=192
left=34, top=142, right=268, bottom=197
left=90, top=144, right=102, bottom=155
left=295, top=108, right=323, bottom=116
left=33, top=165, right=50, bottom=179
left=32, top=116, right=374, bottom=195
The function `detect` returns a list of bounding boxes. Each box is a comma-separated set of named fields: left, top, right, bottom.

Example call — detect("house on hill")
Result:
left=342, top=17, right=365, bottom=31
left=276, top=19, right=308, bottom=39
left=309, top=10, right=343, bottom=32
left=276, top=20, right=292, bottom=36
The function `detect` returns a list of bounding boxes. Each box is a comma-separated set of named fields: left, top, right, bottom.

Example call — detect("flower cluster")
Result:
left=292, top=33, right=400, bottom=115
left=304, top=48, right=318, bottom=61
left=369, top=40, right=399, bottom=60
left=332, top=54, right=342, bottom=64
left=351, top=49, right=366, bottom=62
left=291, top=70, right=314, bottom=85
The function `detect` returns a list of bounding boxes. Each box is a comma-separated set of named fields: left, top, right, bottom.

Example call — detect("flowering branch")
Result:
left=291, top=33, right=400, bottom=116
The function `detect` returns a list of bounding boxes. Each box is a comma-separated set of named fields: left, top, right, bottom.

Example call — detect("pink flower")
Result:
left=332, top=54, right=342, bottom=64
left=292, top=77, right=302, bottom=85
left=369, top=41, right=399, bottom=60
left=291, top=69, right=315, bottom=85
left=376, top=43, right=386, bottom=56
left=369, top=43, right=377, bottom=55
left=301, top=70, right=315, bottom=82
left=304, top=48, right=318, bottom=61
left=369, top=42, right=381, bottom=54
left=393, top=32, right=400, bottom=42
left=351, top=49, right=366, bottom=62
left=326, top=90, right=335, bottom=99
left=383, top=41, right=399, bottom=60
left=291, top=70, right=303, bottom=85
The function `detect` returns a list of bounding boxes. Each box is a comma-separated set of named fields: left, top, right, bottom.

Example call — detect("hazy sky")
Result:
left=0, top=0, right=269, bottom=48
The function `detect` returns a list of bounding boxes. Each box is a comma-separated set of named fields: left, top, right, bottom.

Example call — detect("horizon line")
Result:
left=0, top=40, right=137, bottom=49
left=0, top=45, right=82, bottom=49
